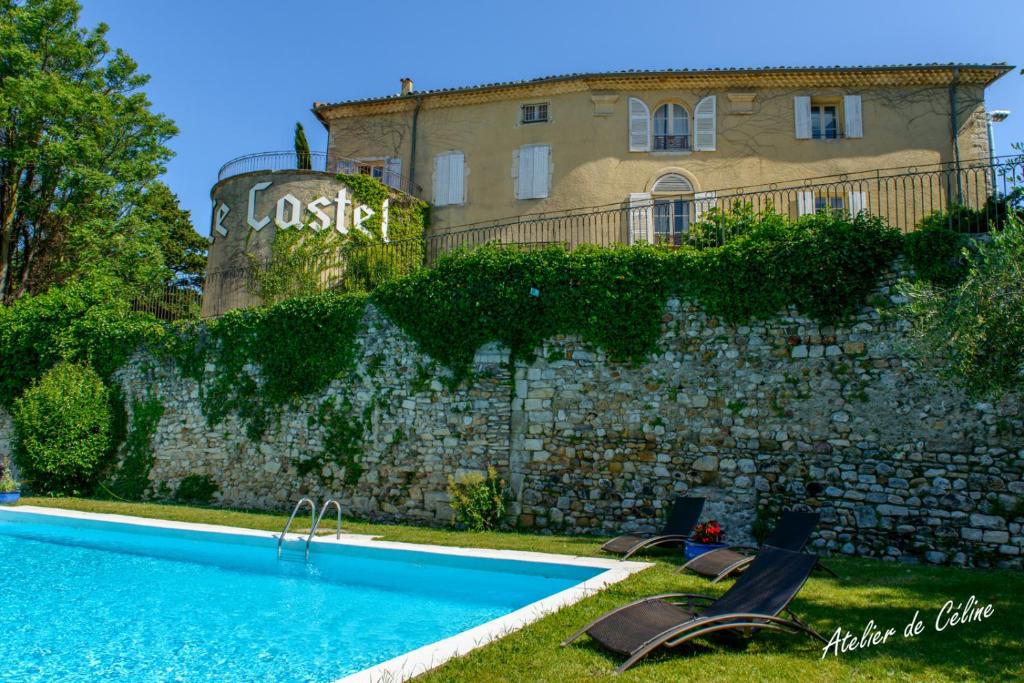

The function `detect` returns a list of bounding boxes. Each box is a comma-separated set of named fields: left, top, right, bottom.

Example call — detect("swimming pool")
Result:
left=0, top=507, right=644, bottom=682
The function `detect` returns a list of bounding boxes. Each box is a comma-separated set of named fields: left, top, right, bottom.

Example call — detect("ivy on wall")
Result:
left=170, top=292, right=368, bottom=440
left=0, top=201, right=945, bottom=495
left=105, top=395, right=165, bottom=500
left=375, top=211, right=903, bottom=379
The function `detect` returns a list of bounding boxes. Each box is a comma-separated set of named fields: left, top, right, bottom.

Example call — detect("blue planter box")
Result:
left=684, top=540, right=727, bottom=561
left=0, top=491, right=21, bottom=505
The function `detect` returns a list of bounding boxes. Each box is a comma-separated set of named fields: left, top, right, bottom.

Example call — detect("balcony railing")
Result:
left=216, top=151, right=423, bottom=198
left=168, top=155, right=1023, bottom=321
left=653, top=134, right=691, bottom=151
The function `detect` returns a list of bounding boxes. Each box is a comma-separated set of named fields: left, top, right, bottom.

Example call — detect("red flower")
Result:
left=691, top=520, right=725, bottom=544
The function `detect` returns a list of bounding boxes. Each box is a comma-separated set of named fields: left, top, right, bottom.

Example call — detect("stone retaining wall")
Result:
left=1, top=281, right=1021, bottom=567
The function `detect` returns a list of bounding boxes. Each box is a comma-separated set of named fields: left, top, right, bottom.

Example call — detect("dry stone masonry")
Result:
left=1, top=278, right=1021, bottom=568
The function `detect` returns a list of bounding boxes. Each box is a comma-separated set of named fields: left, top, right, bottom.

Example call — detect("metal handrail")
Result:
left=216, top=150, right=423, bottom=198
left=305, top=498, right=342, bottom=560
left=278, top=497, right=316, bottom=558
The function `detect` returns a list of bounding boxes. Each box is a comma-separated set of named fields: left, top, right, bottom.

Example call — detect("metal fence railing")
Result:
left=216, top=151, right=424, bottom=198
left=154, top=156, right=1024, bottom=321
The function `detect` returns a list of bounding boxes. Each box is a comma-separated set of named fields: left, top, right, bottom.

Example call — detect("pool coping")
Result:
left=4, top=506, right=651, bottom=683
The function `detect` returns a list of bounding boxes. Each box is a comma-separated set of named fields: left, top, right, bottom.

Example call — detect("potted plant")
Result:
left=684, top=520, right=727, bottom=560
left=0, top=457, right=20, bottom=504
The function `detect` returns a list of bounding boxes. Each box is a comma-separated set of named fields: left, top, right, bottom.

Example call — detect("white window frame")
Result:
left=652, top=103, right=691, bottom=151
left=520, top=102, right=549, bottom=124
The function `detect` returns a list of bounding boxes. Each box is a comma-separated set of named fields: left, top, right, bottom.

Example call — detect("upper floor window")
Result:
left=653, top=104, right=690, bottom=151
left=337, top=157, right=403, bottom=190
left=629, top=97, right=716, bottom=153
left=521, top=102, right=549, bottom=124
left=811, top=104, right=838, bottom=139
left=515, top=144, right=551, bottom=199
left=795, top=95, right=863, bottom=139
left=433, top=151, right=465, bottom=206
left=357, top=161, right=386, bottom=179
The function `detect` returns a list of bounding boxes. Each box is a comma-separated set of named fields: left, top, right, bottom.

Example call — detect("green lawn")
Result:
left=15, top=497, right=1024, bottom=682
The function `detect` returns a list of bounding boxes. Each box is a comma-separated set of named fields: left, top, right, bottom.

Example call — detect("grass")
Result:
left=16, top=497, right=1024, bottom=682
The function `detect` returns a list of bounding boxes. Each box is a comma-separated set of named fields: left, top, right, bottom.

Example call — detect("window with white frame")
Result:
left=514, top=144, right=550, bottom=199
left=433, top=151, right=465, bottom=206
left=810, top=104, right=838, bottom=139
left=629, top=97, right=716, bottom=153
left=795, top=95, right=863, bottom=140
left=521, top=102, right=549, bottom=124
left=653, top=104, right=690, bottom=151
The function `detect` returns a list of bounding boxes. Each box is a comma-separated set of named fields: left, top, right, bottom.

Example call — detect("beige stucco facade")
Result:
left=316, top=65, right=1008, bottom=234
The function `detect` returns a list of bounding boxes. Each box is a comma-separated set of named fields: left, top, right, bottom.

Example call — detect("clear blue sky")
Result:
left=80, top=0, right=1023, bottom=235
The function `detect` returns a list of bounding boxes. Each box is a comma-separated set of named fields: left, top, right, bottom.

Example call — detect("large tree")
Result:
left=0, top=0, right=180, bottom=302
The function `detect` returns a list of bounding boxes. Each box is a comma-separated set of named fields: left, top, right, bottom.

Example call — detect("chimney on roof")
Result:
left=400, top=77, right=414, bottom=96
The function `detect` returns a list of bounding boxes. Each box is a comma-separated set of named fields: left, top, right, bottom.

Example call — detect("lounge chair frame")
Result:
left=562, top=592, right=826, bottom=674
left=677, top=546, right=839, bottom=582
left=603, top=533, right=692, bottom=560
left=599, top=496, right=705, bottom=560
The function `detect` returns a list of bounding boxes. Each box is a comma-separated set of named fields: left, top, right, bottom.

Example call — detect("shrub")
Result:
left=903, top=225, right=971, bottom=287
left=447, top=466, right=506, bottom=531
left=175, top=474, right=218, bottom=505
left=12, top=362, right=113, bottom=495
left=0, top=457, right=18, bottom=492
left=901, top=214, right=1024, bottom=397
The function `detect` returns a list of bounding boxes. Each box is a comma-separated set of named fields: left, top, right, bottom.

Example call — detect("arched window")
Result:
left=650, top=173, right=694, bottom=246
left=651, top=173, right=693, bottom=194
left=652, top=104, right=690, bottom=151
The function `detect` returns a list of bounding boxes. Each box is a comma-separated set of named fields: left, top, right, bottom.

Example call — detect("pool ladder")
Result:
left=277, top=498, right=343, bottom=561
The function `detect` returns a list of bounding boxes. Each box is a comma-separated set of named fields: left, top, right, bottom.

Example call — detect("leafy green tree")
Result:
left=294, top=122, right=312, bottom=170
left=0, top=273, right=165, bottom=406
left=901, top=216, right=1024, bottom=396
left=0, top=0, right=177, bottom=302
left=134, top=182, right=207, bottom=291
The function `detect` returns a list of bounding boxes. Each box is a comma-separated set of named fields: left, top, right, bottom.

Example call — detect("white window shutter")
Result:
left=628, top=192, right=653, bottom=244
left=516, top=147, right=534, bottom=199
left=532, top=146, right=550, bottom=199
left=693, top=191, right=717, bottom=222
left=847, top=190, right=866, bottom=215
left=844, top=95, right=863, bottom=138
left=797, top=191, right=815, bottom=216
left=384, top=157, right=402, bottom=190
left=448, top=153, right=465, bottom=205
left=794, top=96, right=812, bottom=139
left=693, top=96, right=717, bottom=151
left=628, top=97, right=650, bottom=152
left=433, top=154, right=450, bottom=206
left=336, top=159, right=356, bottom=174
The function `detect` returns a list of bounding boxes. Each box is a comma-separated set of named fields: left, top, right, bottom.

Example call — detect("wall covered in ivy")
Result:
left=3, top=270, right=1020, bottom=568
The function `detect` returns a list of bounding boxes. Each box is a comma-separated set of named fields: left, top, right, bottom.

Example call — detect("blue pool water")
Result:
left=0, top=510, right=602, bottom=682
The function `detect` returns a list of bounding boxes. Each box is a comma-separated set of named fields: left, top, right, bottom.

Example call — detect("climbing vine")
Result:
left=298, top=395, right=367, bottom=486
left=106, top=395, right=165, bottom=500
left=167, top=292, right=368, bottom=439
left=374, top=210, right=902, bottom=379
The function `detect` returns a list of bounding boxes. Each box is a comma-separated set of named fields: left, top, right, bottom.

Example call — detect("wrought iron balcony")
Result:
left=216, top=151, right=423, bottom=198
left=653, top=134, right=691, bottom=151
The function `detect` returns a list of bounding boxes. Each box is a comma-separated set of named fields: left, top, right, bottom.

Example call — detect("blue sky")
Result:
left=80, top=0, right=1023, bottom=235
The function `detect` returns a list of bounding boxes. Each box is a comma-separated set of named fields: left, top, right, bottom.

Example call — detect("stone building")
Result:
left=315, top=63, right=1010, bottom=232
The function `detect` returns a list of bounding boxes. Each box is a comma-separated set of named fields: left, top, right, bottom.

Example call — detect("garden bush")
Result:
left=175, top=474, right=219, bottom=504
left=11, top=362, right=114, bottom=495
left=903, top=224, right=971, bottom=287
left=447, top=466, right=506, bottom=531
